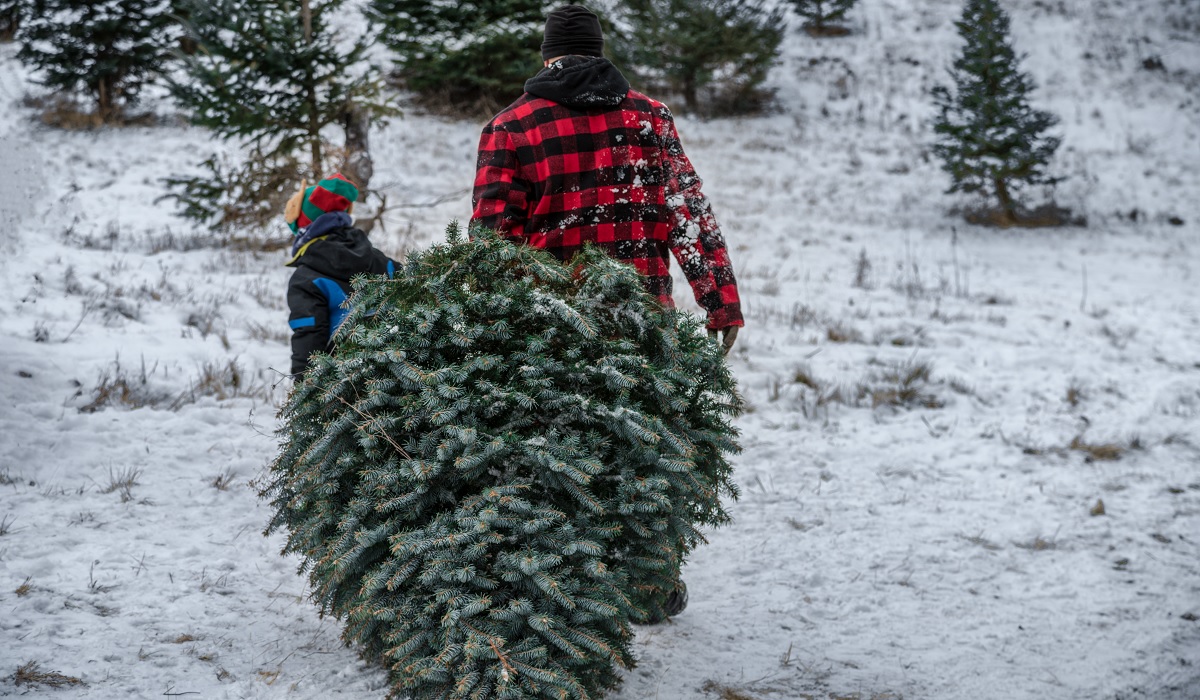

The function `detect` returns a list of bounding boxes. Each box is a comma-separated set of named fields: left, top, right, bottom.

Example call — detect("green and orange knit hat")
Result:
left=284, top=173, right=359, bottom=234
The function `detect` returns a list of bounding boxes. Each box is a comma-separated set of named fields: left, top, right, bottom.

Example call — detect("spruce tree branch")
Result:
left=336, top=397, right=412, bottom=459
left=461, top=621, right=518, bottom=678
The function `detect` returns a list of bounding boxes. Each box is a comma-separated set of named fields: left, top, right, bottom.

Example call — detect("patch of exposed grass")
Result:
left=826, top=321, right=865, bottom=344
left=1069, top=435, right=1125, bottom=462
left=1014, top=535, right=1058, bottom=551
left=80, top=357, right=173, bottom=413
left=172, top=359, right=274, bottom=408
left=960, top=533, right=1002, bottom=551
left=211, top=469, right=237, bottom=492
left=863, top=358, right=943, bottom=410
left=100, top=466, right=142, bottom=503
left=14, top=661, right=84, bottom=688
left=701, top=680, right=759, bottom=700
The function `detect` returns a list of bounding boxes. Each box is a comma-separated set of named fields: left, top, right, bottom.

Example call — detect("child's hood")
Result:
left=285, top=212, right=377, bottom=277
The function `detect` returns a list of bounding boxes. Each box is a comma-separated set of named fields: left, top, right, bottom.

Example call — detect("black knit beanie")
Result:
left=541, top=5, right=604, bottom=61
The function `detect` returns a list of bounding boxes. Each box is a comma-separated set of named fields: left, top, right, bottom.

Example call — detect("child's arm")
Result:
left=287, top=272, right=331, bottom=376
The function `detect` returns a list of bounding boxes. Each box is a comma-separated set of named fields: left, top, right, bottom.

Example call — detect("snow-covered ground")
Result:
left=2, top=0, right=1198, bottom=698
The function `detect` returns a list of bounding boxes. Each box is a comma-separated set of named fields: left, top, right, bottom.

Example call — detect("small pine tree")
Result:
left=932, top=0, right=1061, bottom=224
left=367, top=0, right=552, bottom=111
left=263, top=225, right=742, bottom=699
left=16, top=0, right=176, bottom=121
left=168, top=0, right=388, bottom=228
left=614, top=0, right=785, bottom=114
left=790, top=0, right=856, bottom=35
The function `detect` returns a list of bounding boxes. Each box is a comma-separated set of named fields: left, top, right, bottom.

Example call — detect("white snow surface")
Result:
left=2, top=0, right=1199, bottom=698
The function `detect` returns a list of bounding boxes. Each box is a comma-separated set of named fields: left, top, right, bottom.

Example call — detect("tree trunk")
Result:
left=97, top=77, right=114, bottom=123
left=993, top=176, right=1018, bottom=225
left=683, top=72, right=698, bottom=113
left=340, top=103, right=373, bottom=193
left=340, top=102, right=376, bottom=233
left=0, top=7, right=19, bottom=42
left=301, top=0, right=322, bottom=179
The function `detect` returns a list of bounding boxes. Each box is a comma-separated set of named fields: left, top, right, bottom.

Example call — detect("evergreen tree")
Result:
left=16, top=0, right=176, bottom=121
left=789, top=0, right=856, bottom=35
left=932, top=0, right=1061, bottom=224
left=613, top=0, right=785, bottom=114
left=172, top=0, right=383, bottom=183
left=167, top=0, right=388, bottom=229
left=263, top=225, right=742, bottom=699
left=367, top=0, right=552, bottom=111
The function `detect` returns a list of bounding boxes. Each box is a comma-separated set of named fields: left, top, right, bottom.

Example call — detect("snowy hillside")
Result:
left=2, top=0, right=1198, bottom=698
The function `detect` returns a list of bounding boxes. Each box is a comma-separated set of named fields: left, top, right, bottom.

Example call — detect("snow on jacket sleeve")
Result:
left=287, top=268, right=331, bottom=376
left=655, top=105, right=744, bottom=330
left=472, top=124, right=531, bottom=238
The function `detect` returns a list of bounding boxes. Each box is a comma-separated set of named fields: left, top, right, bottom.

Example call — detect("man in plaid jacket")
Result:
left=471, top=4, right=743, bottom=353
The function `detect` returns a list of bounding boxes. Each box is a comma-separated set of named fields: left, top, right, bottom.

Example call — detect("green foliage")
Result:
left=932, top=0, right=1061, bottom=221
left=16, top=0, right=177, bottom=121
left=171, top=0, right=384, bottom=176
left=167, top=0, right=388, bottom=228
left=263, top=225, right=741, bottom=699
left=789, top=0, right=856, bottom=31
left=612, top=0, right=785, bottom=114
left=367, top=0, right=551, bottom=112
left=159, top=148, right=303, bottom=233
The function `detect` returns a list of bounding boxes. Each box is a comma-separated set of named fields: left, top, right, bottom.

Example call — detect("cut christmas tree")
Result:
left=263, top=225, right=742, bottom=699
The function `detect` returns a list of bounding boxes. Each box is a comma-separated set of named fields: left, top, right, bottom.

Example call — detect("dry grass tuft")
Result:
left=1014, top=535, right=1058, bottom=551
left=100, top=466, right=143, bottom=503
left=1069, top=435, right=1125, bottom=462
left=15, top=577, right=32, bottom=596
left=960, top=533, right=1002, bottom=551
left=173, top=360, right=274, bottom=408
left=246, top=321, right=289, bottom=345
left=1065, top=381, right=1085, bottom=408
left=804, top=23, right=852, bottom=38
left=172, top=634, right=199, bottom=644
left=701, top=680, right=759, bottom=700
left=0, top=513, right=13, bottom=536
left=14, top=661, right=84, bottom=688
left=826, top=322, right=865, bottom=344
left=963, top=202, right=1085, bottom=228
left=865, top=359, right=943, bottom=410
left=793, top=366, right=822, bottom=391
left=80, top=358, right=172, bottom=413
left=211, top=469, right=237, bottom=492
left=25, top=94, right=104, bottom=129
left=852, top=248, right=873, bottom=289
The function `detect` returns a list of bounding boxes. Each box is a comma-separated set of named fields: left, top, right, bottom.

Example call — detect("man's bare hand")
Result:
left=707, top=326, right=738, bottom=355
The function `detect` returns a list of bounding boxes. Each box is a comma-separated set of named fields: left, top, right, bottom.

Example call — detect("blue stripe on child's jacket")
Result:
left=300, top=263, right=394, bottom=340
left=312, top=278, right=350, bottom=338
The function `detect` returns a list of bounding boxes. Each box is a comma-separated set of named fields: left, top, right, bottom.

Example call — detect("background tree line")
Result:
left=1, top=0, right=1065, bottom=229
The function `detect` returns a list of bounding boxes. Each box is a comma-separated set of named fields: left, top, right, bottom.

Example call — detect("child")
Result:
left=284, top=173, right=395, bottom=376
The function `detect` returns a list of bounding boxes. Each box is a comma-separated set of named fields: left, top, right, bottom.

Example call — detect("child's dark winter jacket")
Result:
left=286, top=211, right=395, bottom=375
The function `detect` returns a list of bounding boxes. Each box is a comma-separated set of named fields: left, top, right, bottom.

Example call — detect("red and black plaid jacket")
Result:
left=471, top=57, right=743, bottom=330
